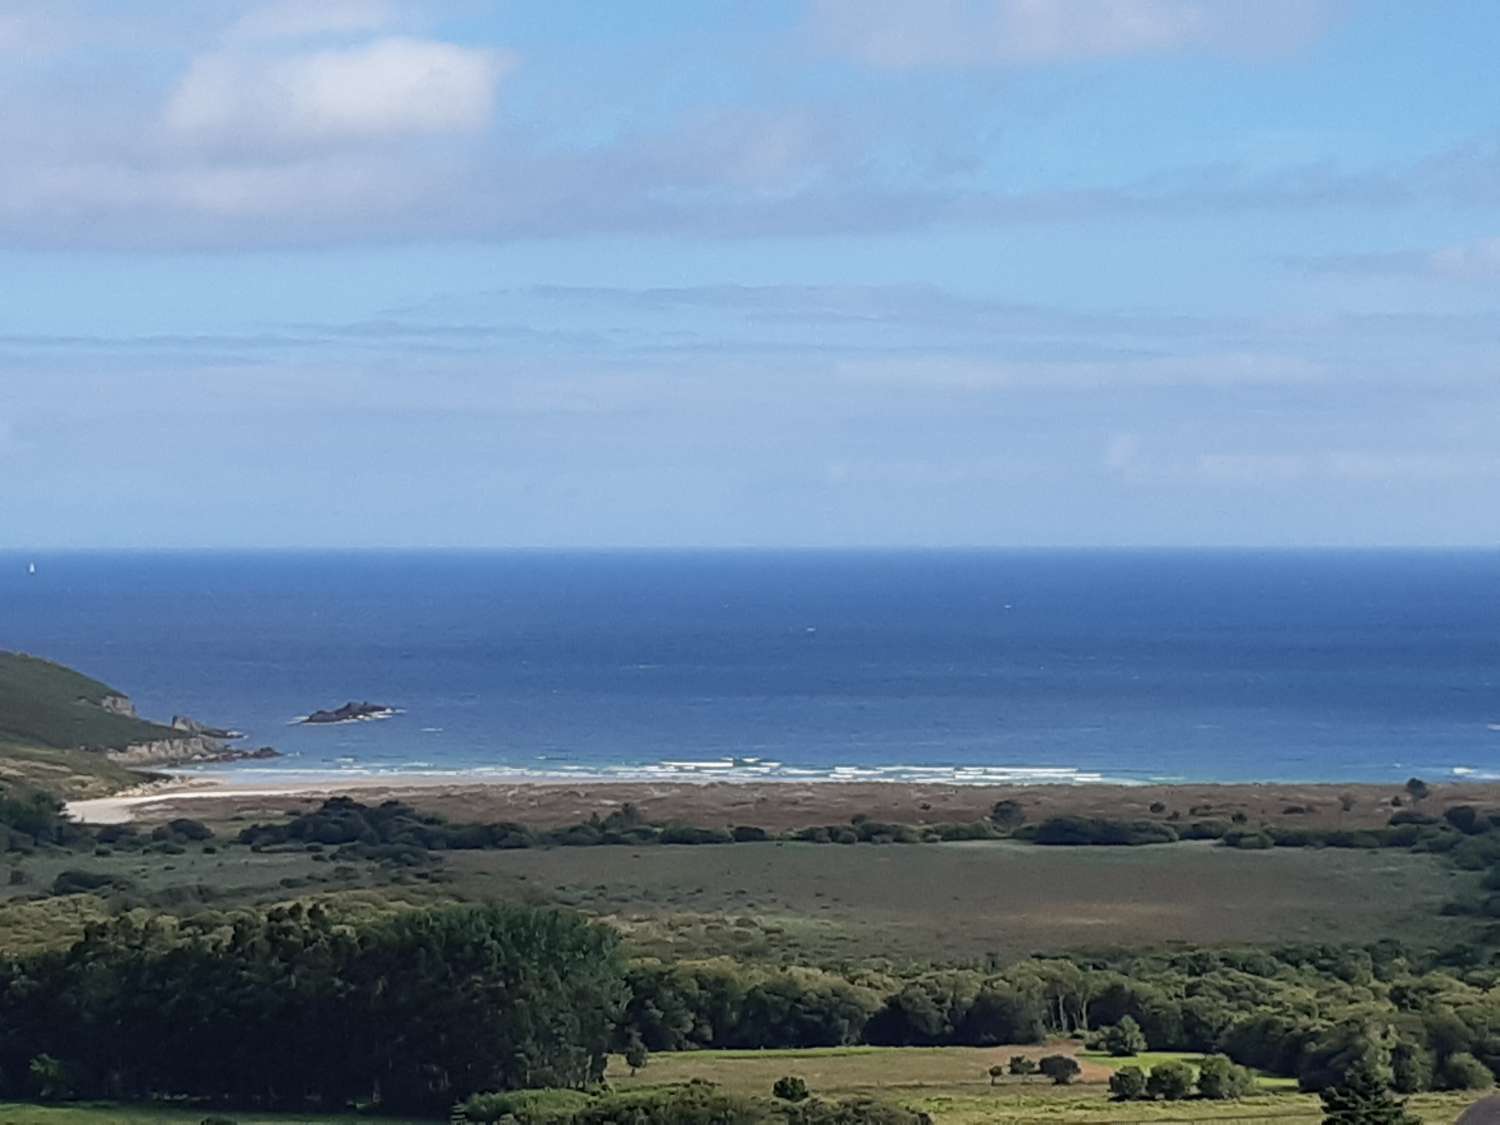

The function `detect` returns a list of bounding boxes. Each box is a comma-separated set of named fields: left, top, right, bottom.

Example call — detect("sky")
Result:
left=2, top=0, right=1499, bottom=548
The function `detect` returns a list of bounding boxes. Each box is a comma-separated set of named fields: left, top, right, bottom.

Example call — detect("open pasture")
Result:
left=446, top=837, right=1469, bottom=961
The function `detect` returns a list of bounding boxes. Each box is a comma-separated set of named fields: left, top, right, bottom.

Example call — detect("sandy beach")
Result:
left=64, top=772, right=1500, bottom=832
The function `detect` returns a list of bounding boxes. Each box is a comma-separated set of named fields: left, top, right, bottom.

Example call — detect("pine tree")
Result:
left=1320, top=1063, right=1420, bottom=1125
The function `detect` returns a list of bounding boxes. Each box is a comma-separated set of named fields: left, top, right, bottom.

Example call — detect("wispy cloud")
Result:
left=809, top=0, right=1341, bottom=68
left=1289, top=235, right=1500, bottom=281
left=223, top=0, right=405, bottom=44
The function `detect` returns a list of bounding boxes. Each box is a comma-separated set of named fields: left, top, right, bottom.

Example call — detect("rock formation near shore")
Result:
left=301, top=701, right=396, bottom=725
left=106, top=737, right=280, bottom=767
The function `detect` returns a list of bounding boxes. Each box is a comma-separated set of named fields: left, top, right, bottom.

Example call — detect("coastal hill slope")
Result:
left=0, top=651, right=181, bottom=751
left=0, top=652, right=191, bottom=797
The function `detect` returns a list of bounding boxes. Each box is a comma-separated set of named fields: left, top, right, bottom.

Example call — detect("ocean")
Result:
left=2, top=550, right=1497, bottom=785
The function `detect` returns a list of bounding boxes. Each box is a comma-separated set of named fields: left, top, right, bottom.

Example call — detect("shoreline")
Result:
left=64, top=772, right=1500, bottom=832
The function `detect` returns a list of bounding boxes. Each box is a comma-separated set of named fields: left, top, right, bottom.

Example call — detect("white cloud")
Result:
left=164, top=37, right=512, bottom=146
left=225, top=0, right=403, bottom=44
left=812, top=0, right=1337, bottom=67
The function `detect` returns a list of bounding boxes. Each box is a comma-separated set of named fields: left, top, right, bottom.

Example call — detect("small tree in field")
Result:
left=1109, top=1066, right=1147, bottom=1100
left=1040, top=1055, right=1081, bottom=1086
left=1100, top=1016, right=1147, bottom=1057
left=1404, top=778, right=1430, bottom=804
left=1197, top=1054, right=1255, bottom=1100
left=1146, top=1060, right=1195, bottom=1101
left=1320, top=1062, right=1420, bottom=1124
left=987, top=1064, right=1005, bottom=1086
left=773, top=1076, right=810, bottom=1103
left=1008, top=1055, right=1038, bottom=1077
left=624, top=1039, right=649, bottom=1077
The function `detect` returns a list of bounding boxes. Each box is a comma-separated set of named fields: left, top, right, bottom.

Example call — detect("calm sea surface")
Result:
left=2, top=550, right=1497, bottom=784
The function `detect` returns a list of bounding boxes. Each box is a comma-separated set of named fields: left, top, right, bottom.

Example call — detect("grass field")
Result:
left=448, top=837, right=1470, bottom=961
left=0, top=836, right=1472, bottom=960
left=0, top=1049, right=1482, bottom=1123
left=603, top=1045, right=1476, bottom=1123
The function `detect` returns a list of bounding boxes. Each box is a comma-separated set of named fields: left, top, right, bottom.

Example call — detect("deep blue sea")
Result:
left=2, top=550, right=1498, bottom=784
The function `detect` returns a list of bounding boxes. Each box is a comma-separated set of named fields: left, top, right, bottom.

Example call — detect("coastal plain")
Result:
left=34, top=777, right=1484, bottom=963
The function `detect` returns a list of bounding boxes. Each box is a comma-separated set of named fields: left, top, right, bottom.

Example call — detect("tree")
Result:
left=624, top=1038, right=649, bottom=1077
left=1390, top=1042, right=1434, bottom=1093
left=1404, top=778, right=1429, bottom=803
left=1100, top=1016, right=1147, bottom=1057
left=1197, top=1055, right=1254, bottom=1100
left=1319, top=1063, right=1420, bottom=1124
left=1298, top=1022, right=1393, bottom=1092
left=1146, top=1061, right=1195, bottom=1101
left=1008, top=1056, right=1038, bottom=1077
left=1039, top=1055, right=1081, bottom=1086
left=773, top=1076, right=810, bottom=1102
left=1109, top=1066, right=1147, bottom=1100
left=987, top=1064, right=1004, bottom=1086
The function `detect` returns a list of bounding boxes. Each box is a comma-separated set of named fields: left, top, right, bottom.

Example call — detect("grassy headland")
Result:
left=0, top=652, right=206, bottom=797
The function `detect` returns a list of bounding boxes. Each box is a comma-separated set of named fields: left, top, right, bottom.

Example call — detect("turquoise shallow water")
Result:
left=2, top=549, right=1498, bottom=784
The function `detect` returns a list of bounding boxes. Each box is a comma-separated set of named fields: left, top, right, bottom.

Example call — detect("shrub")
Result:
left=1031, top=817, right=1177, bottom=846
left=51, top=869, right=129, bottom=896
left=454, top=1088, right=594, bottom=1123
left=1178, top=820, right=1231, bottom=840
left=1109, top=1066, right=1147, bottom=1100
left=1231, top=832, right=1273, bottom=850
left=1008, top=1056, right=1038, bottom=1076
left=1197, top=1054, right=1254, bottom=1100
left=1440, top=1051, right=1494, bottom=1091
left=1388, top=810, right=1439, bottom=827
left=731, top=825, right=769, bottom=842
left=1099, top=1016, right=1146, bottom=1057
left=1146, top=1060, right=1196, bottom=1100
left=989, top=800, right=1026, bottom=829
left=165, top=818, right=214, bottom=841
left=658, top=824, right=735, bottom=846
left=930, top=821, right=997, bottom=841
left=1039, top=1055, right=1081, bottom=1085
left=774, top=1075, right=811, bottom=1102
left=987, top=1064, right=1004, bottom=1085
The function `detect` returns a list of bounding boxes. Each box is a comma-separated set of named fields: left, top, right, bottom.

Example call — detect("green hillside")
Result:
left=0, top=653, right=179, bottom=796
left=0, top=653, right=179, bottom=751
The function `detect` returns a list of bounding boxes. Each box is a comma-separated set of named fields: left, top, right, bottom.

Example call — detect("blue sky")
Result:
left=3, top=0, right=1499, bottom=547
